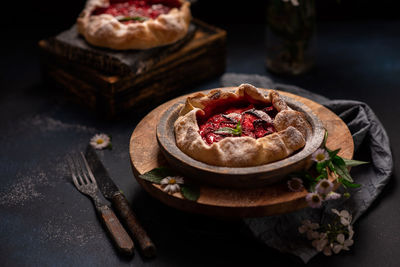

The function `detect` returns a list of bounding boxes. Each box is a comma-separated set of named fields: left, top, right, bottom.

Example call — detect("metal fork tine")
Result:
left=82, top=171, right=90, bottom=185
left=80, top=152, right=97, bottom=185
left=71, top=173, right=80, bottom=188
left=71, top=156, right=85, bottom=185
left=77, top=156, right=88, bottom=184
left=76, top=156, right=90, bottom=185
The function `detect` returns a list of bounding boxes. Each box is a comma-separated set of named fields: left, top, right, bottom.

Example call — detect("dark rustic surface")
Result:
left=1, top=20, right=400, bottom=266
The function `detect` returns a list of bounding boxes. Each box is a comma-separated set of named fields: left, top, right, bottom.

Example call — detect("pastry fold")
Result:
left=77, top=0, right=191, bottom=50
left=174, top=84, right=311, bottom=167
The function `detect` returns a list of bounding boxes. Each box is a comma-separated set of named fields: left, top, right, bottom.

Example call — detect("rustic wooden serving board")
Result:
left=39, top=19, right=226, bottom=119
left=129, top=88, right=354, bottom=218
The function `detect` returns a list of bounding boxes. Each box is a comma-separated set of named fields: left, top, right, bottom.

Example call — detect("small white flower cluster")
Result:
left=160, top=176, right=184, bottom=194
left=282, top=0, right=300, bottom=7
left=90, top=133, right=111, bottom=150
left=306, top=179, right=341, bottom=208
left=287, top=177, right=304, bottom=192
left=304, top=148, right=340, bottom=208
left=312, top=148, right=330, bottom=163
left=299, top=209, right=354, bottom=256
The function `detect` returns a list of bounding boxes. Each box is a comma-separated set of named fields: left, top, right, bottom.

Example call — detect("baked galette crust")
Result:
left=77, top=0, right=191, bottom=50
left=174, top=84, right=312, bottom=167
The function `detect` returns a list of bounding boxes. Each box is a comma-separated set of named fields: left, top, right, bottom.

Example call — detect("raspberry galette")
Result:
left=174, top=84, right=312, bottom=167
left=77, top=0, right=191, bottom=50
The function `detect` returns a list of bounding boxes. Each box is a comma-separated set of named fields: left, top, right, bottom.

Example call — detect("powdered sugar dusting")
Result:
left=39, top=212, right=104, bottom=247
left=29, top=115, right=97, bottom=133
left=0, top=170, right=49, bottom=207
left=0, top=157, right=70, bottom=207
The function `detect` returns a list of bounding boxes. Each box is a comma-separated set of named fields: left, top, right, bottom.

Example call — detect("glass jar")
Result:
left=265, top=0, right=316, bottom=75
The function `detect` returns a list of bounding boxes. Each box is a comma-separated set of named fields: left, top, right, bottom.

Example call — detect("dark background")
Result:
left=2, top=0, right=400, bottom=42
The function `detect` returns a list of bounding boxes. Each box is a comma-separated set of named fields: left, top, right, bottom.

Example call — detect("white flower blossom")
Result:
left=160, top=176, right=184, bottom=194
left=313, top=238, right=328, bottom=252
left=333, top=233, right=354, bottom=253
left=299, top=220, right=320, bottom=241
left=326, top=191, right=341, bottom=200
left=282, top=0, right=300, bottom=6
left=298, top=225, right=308, bottom=234
left=307, top=230, right=320, bottom=240
left=312, top=148, right=330, bottom=163
left=332, top=209, right=352, bottom=226
left=315, top=179, right=334, bottom=195
left=287, top=177, right=304, bottom=192
left=300, top=210, right=355, bottom=257
left=306, top=192, right=323, bottom=208
left=299, top=220, right=319, bottom=233
left=311, top=232, right=329, bottom=252
left=90, top=133, right=111, bottom=149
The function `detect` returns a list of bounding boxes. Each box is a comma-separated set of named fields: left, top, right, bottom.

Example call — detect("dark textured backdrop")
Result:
left=2, top=0, right=400, bottom=41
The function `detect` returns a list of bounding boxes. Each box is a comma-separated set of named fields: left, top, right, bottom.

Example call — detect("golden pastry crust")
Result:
left=174, top=84, right=312, bottom=167
left=77, top=0, right=191, bottom=50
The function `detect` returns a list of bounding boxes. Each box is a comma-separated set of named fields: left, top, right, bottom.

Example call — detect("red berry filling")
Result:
left=92, top=0, right=182, bottom=24
left=197, top=98, right=277, bottom=145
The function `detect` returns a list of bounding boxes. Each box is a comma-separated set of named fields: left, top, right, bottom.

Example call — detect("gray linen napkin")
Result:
left=221, top=73, right=393, bottom=263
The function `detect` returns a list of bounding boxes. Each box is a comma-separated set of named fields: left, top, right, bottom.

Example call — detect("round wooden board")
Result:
left=129, top=88, right=354, bottom=218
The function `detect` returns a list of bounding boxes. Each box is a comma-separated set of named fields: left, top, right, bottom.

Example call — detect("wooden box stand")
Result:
left=39, top=19, right=227, bottom=118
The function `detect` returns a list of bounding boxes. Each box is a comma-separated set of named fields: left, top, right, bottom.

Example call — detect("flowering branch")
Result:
left=299, top=209, right=354, bottom=256
left=288, top=131, right=368, bottom=208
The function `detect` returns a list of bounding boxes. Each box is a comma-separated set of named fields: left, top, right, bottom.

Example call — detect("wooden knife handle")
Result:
left=97, top=205, right=134, bottom=255
left=112, top=192, right=156, bottom=258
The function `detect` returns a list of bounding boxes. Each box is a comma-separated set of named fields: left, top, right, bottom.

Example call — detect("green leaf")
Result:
left=138, top=166, right=175, bottom=184
left=332, top=155, right=346, bottom=167
left=117, top=16, right=147, bottom=22
left=328, top=161, right=336, bottom=173
left=322, top=130, right=328, bottom=147
left=332, top=155, right=354, bottom=181
left=327, top=148, right=341, bottom=159
left=214, top=121, right=242, bottom=136
left=304, top=173, right=314, bottom=182
left=333, top=162, right=354, bottom=183
left=315, top=168, right=328, bottom=180
left=180, top=185, right=200, bottom=201
left=339, top=177, right=361, bottom=188
left=315, top=174, right=326, bottom=182
left=343, top=159, right=369, bottom=167
left=316, top=161, right=328, bottom=173
left=214, top=127, right=241, bottom=135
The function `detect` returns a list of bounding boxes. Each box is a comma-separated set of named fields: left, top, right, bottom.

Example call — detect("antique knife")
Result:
left=85, top=145, right=156, bottom=258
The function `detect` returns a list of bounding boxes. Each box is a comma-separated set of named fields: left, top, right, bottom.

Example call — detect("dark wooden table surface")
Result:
left=1, top=20, right=399, bottom=266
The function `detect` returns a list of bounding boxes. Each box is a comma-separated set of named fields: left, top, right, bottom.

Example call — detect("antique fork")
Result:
left=68, top=152, right=134, bottom=255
